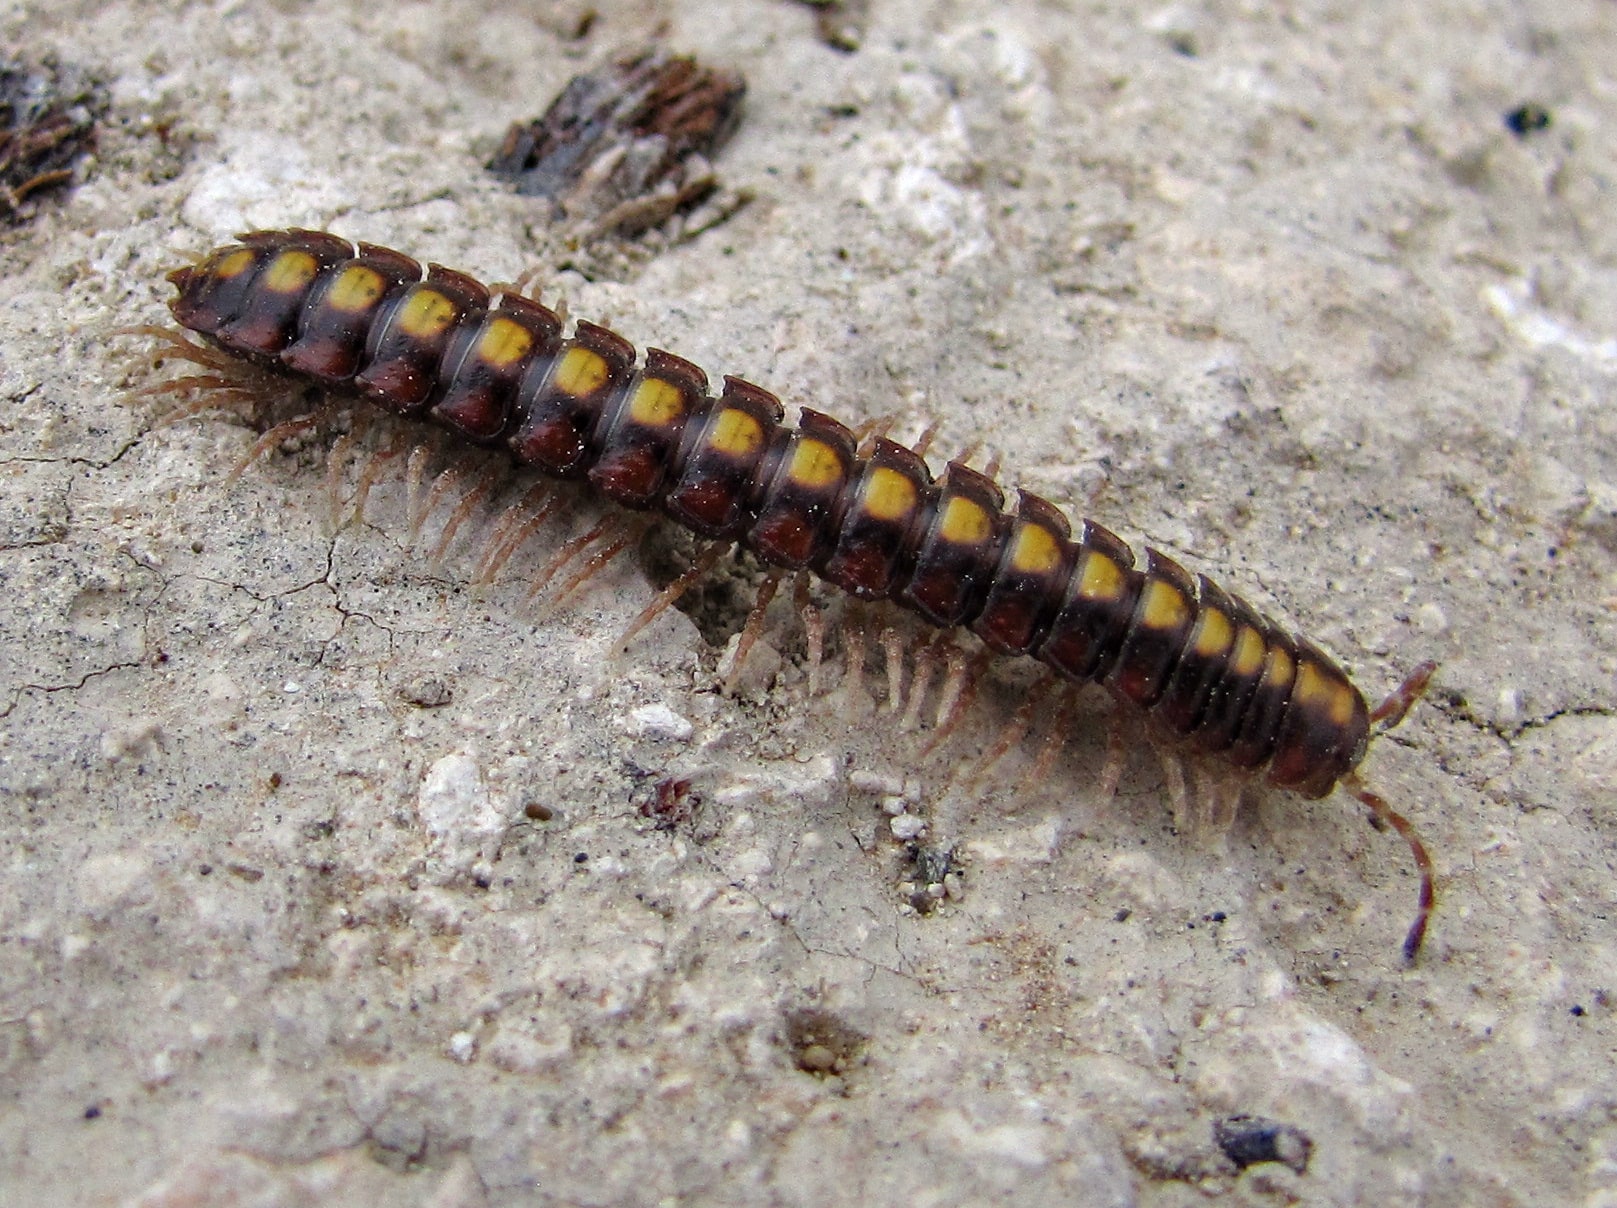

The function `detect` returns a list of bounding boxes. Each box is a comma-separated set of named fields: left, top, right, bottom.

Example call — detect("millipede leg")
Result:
left=617, top=541, right=733, bottom=653
left=1018, top=687, right=1078, bottom=797
left=228, top=413, right=321, bottom=482
left=1371, top=660, right=1438, bottom=729
left=343, top=436, right=408, bottom=531
left=512, top=264, right=546, bottom=299
left=931, top=646, right=963, bottom=730
left=1159, top=747, right=1191, bottom=836
left=150, top=389, right=260, bottom=429
left=136, top=372, right=247, bottom=400
left=930, top=645, right=970, bottom=732
left=1205, top=770, right=1241, bottom=837
left=1344, top=775, right=1435, bottom=966
left=899, top=637, right=939, bottom=732
left=526, top=515, right=618, bottom=603
left=429, top=460, right=506, bottom=566
left=910, top=423, right=938, bottom=459
left=404, top=442, right=437, bottom=540
left=721, top=571, right=782, bottom=693
left=1097, top=711, right=1129, bottom=801
left=542, top=517, right=640, bottom=615
left=882, top=625, right=906, bottom=713
left=113, top=325, right=237, bottom=371
left=411, top=457, right=477, bottom=548
left=851, top=414, right=897, bottom=451
left=803, top=601, right=827, bottom=696
left=965, top=692, right=1038, bottom=791
left=325, top=430, right=356, bottom=533
left=473, top=482, right=562, bottom=585
left=839, top=612, right=867, bottom=704
left=922, top=648, right=993, bottom=757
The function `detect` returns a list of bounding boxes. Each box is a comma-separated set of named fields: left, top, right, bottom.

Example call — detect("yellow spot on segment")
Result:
left=554, top=346, right=609, bottom=397
left=1009, top=522, right=1062, bottom=576
left=211, top=247, right=256, bottom=280
left=1295, top=661, right=1356, bottom=726
left=397, top=288, right=458, bottom=339
left=862, top=466, right=917, bottom=523
left=708, top=408, right=764, bottom=459
left=938, top=495, right=992, bottom=546
left=1229, top=627, right=1266, bottom=678
left=1138, top=579, right=1190, bottom=631
left=628, top=376, right=687, bottom=427
left=1077, top=550, right=1126, bottom=603
left=262, top=250, right=319, bottom=295
left=478, top=316, right=535, bottom=370
left=1261, top=646, right=1296, bottom=691
left=1192, top=607, right=1234, bottom=658
left=787, top=438, right=844, bottom=490
left=326, top=265, right=386, bottom=314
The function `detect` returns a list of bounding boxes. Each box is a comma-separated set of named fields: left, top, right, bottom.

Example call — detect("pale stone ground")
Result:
left=1, top=1, right=1614, bottom=1205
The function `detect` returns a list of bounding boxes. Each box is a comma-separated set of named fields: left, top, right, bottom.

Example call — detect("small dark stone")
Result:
left=1215, top=1114, right=1313, bottom=1175
left=400, top=678, right=453, bottom=708
left=1504, top=103, right=1551, bottom=136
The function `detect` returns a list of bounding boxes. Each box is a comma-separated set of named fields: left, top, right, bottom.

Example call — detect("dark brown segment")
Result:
left=1107, top=549, right=1197, bottom=709
left=214, top=231, right=354, bottom=356
left=899, top=462, right=1008, bottom=626
left=1226, top=625, right=1299, bottom=770
left=588, top=347, right=708, bottom=507
left=1191, top=593, right=1274, bottom=754
left=1266, top=639, right=1370, bottom=797
left=1153, top=574, right=1239, bottom=736
left=661, top=376, right=785, bottom=537
left=744, top=408, right=856, bottom=568
left=354, top=264, right=491, bottom=412
left=820, top=438, right=932, bottom=600
left=971, top=491, right=1076, bottom=656
left=429, top=294, right=563, bottom=443
left=1036, top=521, right=1141, bottom=683
left=281, top=246, right=421, bottom=382
left=507, top=320, right=637, bottom=475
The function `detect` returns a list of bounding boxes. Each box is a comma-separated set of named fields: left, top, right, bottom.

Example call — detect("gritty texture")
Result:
left=1, top=1, right=1614, bottom=1206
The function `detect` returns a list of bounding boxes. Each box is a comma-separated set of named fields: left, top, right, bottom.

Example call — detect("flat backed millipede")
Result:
left=141, top=227, right=1438, bottom=963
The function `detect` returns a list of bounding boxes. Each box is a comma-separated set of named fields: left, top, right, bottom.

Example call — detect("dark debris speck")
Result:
left=0, top=56, right=108, bottom=222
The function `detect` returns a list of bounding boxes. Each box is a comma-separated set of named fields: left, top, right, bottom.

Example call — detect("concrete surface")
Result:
left=1, top=0, right=1614, bottom=1204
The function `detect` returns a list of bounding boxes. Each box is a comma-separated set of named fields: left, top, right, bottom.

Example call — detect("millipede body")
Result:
left=161, top=228, right=1434, bottom=959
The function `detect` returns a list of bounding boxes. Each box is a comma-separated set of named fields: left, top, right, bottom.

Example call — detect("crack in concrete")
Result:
left=0, top=658, right=145, bottom=719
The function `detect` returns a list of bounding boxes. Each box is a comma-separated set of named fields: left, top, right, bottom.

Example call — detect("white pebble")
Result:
left=625, top=703, right=694, bottom=741
left=890, top=814, right=927, bottom=841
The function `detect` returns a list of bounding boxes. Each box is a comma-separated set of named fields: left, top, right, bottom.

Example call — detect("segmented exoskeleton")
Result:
left=156, top=228, right=1437, bottom=961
